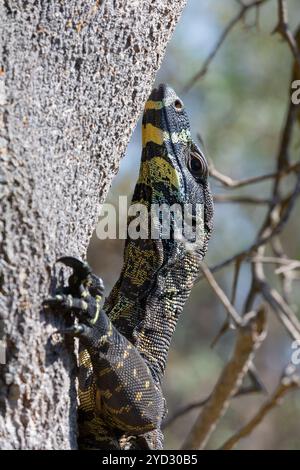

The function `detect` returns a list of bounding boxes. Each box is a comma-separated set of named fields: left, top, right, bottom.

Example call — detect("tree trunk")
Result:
left=0, top=0, right=187, bottom=449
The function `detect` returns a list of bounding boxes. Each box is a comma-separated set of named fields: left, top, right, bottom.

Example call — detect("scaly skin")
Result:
left=44, top=84, right=213, bottom=450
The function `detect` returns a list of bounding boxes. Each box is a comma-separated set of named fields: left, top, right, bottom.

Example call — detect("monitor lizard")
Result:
left=44, top=84, right=214, bottom=450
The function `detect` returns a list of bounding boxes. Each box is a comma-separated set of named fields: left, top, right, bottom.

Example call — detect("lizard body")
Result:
left=45, top=84, right=213, bottom=449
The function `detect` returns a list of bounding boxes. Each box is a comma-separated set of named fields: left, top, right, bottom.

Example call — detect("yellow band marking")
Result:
left=144, top=100, right=163, bottom=111
left=138, top=156, right=179, bottom=189
left=142, top=123, right=163, bottom=147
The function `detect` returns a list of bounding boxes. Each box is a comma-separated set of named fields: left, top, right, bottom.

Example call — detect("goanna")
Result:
left=45, top=84, right=214, bottom=450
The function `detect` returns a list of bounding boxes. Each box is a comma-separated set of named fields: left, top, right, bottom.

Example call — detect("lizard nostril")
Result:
left=174, top=99, right=183, bottom=111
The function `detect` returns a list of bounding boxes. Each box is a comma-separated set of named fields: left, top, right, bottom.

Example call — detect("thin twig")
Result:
left=260, top=280, right=300, bottom=340
left=214, top=194, right=271, bottom=205
left=271, top=237, right=293, bottom=302
left=200, top=171, right=300, bottom=277
left=199, top=263, right=242, bottom=326
left=273, top=0, right=300, bottom=69
left=220, top=365, right=300, bottom=450
left=182, top=8, right=300, bottom=451
left=181, top=307, right=267, bottom=450
left=209, top=161, right=300, bottom=189
left=163, top=383, right=261, bottom=430
left=251, top=255, right=300, bottom=266
left=275, top=261, right=300, bottom=274
left=231, top=258, right=242, bottom=306
left=183, top=0, right=270, bottom=93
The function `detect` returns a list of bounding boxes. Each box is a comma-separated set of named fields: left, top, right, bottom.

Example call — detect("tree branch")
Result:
left=214, top=194, right=271, bottom=205
left=181, top=307, right=267, bottom=450
left=163, top=383, right=261, bottom=430
left=209, top=161, right=300, bottom=189
left=220, top=365, right=300, bottom=450
left=183, top=0, right=270, bottom=93
left=273, top=0, right=300, bottom=69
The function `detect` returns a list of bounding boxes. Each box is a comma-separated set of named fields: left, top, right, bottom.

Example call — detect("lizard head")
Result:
left=135, top=84, right=213, bottom=256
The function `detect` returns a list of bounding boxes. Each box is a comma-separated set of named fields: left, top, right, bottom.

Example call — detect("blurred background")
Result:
left=88, top=0, right=300, bottom=449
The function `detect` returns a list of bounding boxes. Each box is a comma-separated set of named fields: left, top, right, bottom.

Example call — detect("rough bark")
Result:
left=0, top=0, right=187, bottom=449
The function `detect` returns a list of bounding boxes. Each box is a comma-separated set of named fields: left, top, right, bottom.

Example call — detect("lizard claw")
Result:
left=44, top=256, right=105, bottom=332
left=58, top=324, right=86, bottom=337
left=56, top=256, right=105, bottom=296
left=43, top=295, right=65, bottom=308
left=43, top=294, right=89, bottom=313
left=57, top=256, right=92, bottom=280
left=57, top=324, right=96, bottom=345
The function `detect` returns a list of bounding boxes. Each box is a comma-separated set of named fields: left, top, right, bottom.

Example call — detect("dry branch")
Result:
left=273, top=0, right=300, bottom=68
left=181, top=2, right=300, bottom=452
left=220, top=365, right=300, bottom=450
left=183, top=0, right=270, bottom=93
left=181, top=306, right=267, bottom=450
left=209, top=161, right=300, bottom=189
left=201, top=170, right=300, bottom=277
left=162, top=384, right=261, bottom=430
left=199, top=263, right=242, bottom=327
left=214, top=195, right=271, bottom=205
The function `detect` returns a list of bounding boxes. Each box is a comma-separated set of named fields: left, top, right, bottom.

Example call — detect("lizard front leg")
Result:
left=81, top=311, right=164, bottom=434
left=44, top=257, right=164, bottom=447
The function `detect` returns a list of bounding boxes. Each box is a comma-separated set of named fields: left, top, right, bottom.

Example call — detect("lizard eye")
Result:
left=174, top=99, right=184, bottom=111
left=188, top=148, right=208, bottom=179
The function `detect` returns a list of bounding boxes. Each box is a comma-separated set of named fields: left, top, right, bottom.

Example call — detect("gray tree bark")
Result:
left=0, top=0, right=187, bottom=449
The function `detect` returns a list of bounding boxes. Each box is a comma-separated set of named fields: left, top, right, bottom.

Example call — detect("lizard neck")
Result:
left=134, top=244, right=202, bottom=381
left=103, top=238, right=203, bottom=381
